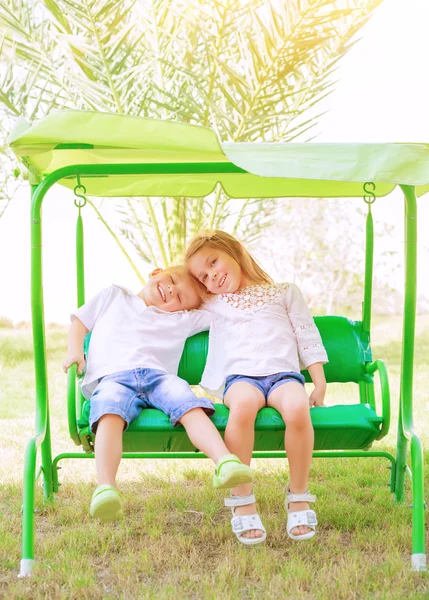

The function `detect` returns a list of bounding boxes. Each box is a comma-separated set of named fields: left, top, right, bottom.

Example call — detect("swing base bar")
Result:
left=52, top=449, right=396, bottom=493
left=21, top=448, right=397, bottom=579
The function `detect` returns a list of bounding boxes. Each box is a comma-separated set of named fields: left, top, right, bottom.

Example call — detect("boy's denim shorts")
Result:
left=89, top=368, right=215, bottom=433
left=223, top=371, right=306, bottom=403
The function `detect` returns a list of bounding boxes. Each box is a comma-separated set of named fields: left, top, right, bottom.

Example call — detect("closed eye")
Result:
left=211, top=259, right=216, bottom=266
left=202, top=274, right=208, bottom=283
left=170, top=275, right=180, bottom=302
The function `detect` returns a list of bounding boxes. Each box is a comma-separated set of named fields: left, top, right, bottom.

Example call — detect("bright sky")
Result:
left=0, top=0, right=428, bottom=324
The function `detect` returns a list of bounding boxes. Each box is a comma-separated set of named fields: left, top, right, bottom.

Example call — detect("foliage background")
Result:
left=0, top=0, right=400, bottom=317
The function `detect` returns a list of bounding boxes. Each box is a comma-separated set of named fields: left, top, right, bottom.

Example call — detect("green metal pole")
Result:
left=20, top=439, right=37, bottom=577
left=20, top=182, right=55, bottom=577
left=358, top=381, right=368, bottom=405
left=30, top=183, right=54, bottom=502
left=362, top=207, right=374, bottom=333
left=395, top=196, right=409, bottom=505
left=361, top=197, right=374, bottom=407
left=52, top=448, right=396, bottom=469
left=76, top=212, right=85, bottom=307
left=395, top=189, right=414, bottom=504
left=395, top=408, right=407, bottom=503
left=396, top=185, right=426, bottom=571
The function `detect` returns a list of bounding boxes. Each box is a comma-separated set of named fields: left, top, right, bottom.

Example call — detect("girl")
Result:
left=185, top=230, right=328, bottom=545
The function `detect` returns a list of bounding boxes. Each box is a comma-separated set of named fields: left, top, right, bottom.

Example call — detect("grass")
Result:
left=1, top=317, right=429, bottom=599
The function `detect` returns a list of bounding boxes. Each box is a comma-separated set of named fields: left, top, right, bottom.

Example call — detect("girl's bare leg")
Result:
left=223, top=383, right=265, bottom=539
left=94, top=414, right=126, bottom=487
left=268, top=382, right=314, bottom=536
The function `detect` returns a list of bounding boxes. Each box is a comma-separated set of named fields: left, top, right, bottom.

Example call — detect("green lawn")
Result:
left=1, top=316, right=429, bottom=599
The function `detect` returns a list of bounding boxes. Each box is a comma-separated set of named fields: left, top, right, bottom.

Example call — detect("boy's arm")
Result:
left=62, top=317, right=89, bottom=374
left=187, top=307, right=211, bottom=336
left=62, top=286, right=110, bottom=374
left=307, top=362, right=327, bottom=407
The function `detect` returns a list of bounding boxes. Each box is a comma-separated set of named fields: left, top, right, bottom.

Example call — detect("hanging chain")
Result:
left=73, top=174, right=87, bottom=211
left=363, top=181, right=376, bottom=209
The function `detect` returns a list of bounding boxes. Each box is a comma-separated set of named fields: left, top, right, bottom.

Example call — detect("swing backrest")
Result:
left=177, top=315, right=372, bottom=385
left=84, top=315, right=372, bottom=385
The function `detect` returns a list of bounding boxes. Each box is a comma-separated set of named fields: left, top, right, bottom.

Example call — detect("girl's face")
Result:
left=188, top=246, right=244, bottom=294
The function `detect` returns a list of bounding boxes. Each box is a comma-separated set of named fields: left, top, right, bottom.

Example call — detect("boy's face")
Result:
left=141, top=267, right=201, bottom=312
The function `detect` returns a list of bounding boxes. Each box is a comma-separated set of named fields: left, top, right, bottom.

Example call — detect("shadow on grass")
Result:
left=2, top=452, right=429, bottom=599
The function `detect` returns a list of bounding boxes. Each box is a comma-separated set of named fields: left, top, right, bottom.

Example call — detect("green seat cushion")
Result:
left=79, top=403, right=382, bottom=452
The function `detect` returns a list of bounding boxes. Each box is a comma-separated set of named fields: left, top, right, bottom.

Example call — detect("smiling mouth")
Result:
left=157, top=284, right=166, bottom=302
left=219, top=274, right=226, bottom=288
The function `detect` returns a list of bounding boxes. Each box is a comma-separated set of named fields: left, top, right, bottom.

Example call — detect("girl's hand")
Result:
left=309, top=386, right=326, bottom=407
left=62, top=354, right=86, bottom=375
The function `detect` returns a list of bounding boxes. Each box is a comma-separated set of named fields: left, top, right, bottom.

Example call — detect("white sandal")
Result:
left=225, top=493, right=267, bottom=545
left=285, top=488, right=317, bottom=541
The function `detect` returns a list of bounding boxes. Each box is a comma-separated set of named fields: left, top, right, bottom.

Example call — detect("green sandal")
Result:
left=90, top=485, right=123, bottom=522
left=213, top=454, right=253, bottom=489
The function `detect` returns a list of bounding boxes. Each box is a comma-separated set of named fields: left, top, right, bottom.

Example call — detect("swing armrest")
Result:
left=67, top=364, right=82, bottom=446
left=365, top=359, right=390, bottom=440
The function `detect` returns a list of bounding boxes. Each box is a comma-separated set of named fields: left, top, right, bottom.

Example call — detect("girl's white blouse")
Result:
left=200, top=282, right=328, bottom=398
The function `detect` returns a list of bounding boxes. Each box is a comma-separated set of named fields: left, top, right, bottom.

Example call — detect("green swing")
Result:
left=8, top=110, right=427, bottom=576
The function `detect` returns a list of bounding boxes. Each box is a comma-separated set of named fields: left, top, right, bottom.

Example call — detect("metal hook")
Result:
left=74, top=175, right=87, bottom=209
left=363, top=181, right=376, bottom=206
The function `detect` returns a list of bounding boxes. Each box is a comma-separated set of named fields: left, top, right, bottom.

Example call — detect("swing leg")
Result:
left=19, top=180, right=55, bottom=577
left=19, top=440, right=37, bottom=577
left=410, top=436, right=426, bottom=571
left=397, top=185, right=426, bottom=572
left=394, top=414, right=407, bottom=503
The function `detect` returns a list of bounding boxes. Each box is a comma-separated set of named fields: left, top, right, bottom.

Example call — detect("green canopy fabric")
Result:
left=8, top=110, right=429, bottom=198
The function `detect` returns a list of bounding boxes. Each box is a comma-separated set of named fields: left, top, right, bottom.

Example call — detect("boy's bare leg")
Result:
left=223, top=383, right=265, bottom=539
left=94, top=414, right=126, bottom=487
left=268, top=382, right=314, bottom=536
left=179, top=407, right=230, bottom=463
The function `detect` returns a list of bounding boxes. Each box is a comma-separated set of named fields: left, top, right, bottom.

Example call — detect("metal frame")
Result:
left=19, top=163, right=425, bottom=577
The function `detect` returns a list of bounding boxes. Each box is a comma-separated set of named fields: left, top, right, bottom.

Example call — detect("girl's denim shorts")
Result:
left=89, top=367, right=214, bottom=432
left=223, top=371, right=305, bottom=403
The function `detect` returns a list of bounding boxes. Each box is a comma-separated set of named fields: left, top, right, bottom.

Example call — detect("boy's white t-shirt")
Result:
left=72, top=284, right=210, bottom=399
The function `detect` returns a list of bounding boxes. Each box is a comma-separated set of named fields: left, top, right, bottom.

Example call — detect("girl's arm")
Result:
left=62, top=317, right=89, bottom=374
left=282, top=283, right=328, bottom=406
left=283, top=283, right=328, bottom=366
left=307, top=362, right=327, bottom=407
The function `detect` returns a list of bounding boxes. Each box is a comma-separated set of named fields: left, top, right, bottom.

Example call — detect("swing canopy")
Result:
left=8, top=109, right=429, bottom=198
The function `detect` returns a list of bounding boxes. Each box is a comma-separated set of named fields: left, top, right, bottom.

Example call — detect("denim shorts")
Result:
left=89, top=368, right=215, bottom=432
left=223, top=371, right=306, bottom=403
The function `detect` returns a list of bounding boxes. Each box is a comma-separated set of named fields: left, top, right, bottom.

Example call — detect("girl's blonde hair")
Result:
left=185, top=229, right=273, bottom=287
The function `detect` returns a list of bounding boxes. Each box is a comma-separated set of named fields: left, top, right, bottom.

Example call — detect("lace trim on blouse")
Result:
left=300, top=342, right=324, bottom=352
left=290, top=319, right=320, bottom=345
left=219, top=283, right=290, bottom=311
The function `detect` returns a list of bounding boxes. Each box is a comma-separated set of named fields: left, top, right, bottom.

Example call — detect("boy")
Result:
left=63, top=266, right=253, bottom=521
